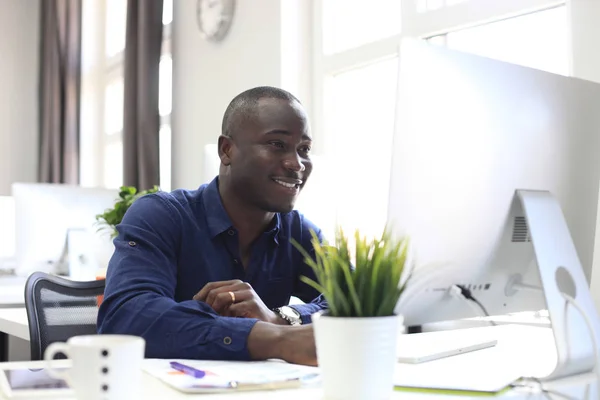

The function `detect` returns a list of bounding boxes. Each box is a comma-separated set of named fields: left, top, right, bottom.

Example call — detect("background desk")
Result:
left=0, top=276, right=26, bottom=307
left=0, top=309, right=27, bottom=363
left=0, top=276, right=25, bottom=362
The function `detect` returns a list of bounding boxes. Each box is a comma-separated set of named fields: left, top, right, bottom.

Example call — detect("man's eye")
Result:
left=300, top=146, right=311, bottom=154
left=269, top=141, right=285, bottom=149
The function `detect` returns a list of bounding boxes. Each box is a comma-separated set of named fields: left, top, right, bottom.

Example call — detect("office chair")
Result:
left=24, top=271, right=105, bottom=360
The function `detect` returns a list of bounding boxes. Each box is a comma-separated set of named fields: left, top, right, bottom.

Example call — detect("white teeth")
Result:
left=274, top=179, right=298, bottom=189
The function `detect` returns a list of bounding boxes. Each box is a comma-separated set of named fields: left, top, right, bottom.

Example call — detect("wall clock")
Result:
left=196, top=0, right=236, bottom=42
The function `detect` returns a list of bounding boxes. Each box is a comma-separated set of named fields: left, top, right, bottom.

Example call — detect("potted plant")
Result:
left=95, top=185, right=159, bottom=238
left=295, top=227, right=412, bottom=400
left=93, top=185, right=159, bottom=287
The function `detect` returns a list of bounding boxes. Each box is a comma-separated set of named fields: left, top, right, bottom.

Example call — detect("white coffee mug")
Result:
left=44, top=334, right=145, bottom=400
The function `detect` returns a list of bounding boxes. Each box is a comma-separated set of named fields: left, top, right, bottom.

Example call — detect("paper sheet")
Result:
left=143, top=359, right=320, bottom=393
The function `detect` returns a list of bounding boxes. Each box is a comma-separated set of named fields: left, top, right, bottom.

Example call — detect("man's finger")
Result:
left=228, top=300, right=255, bottom=318
left=193, top=280, right=242, bottom=301
left=203, top=282, right=251, bottom=307
left=213, top=289, right=254, bottom=314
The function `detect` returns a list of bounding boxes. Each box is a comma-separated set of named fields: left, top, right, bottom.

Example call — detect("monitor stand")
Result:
left=506, top=189, right=600, bottom=381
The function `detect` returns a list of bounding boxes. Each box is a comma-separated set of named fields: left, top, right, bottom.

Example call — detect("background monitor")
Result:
left=389, top=39, right=600, bottom=327
left=12, top=183, right=118, bottom=280
left=0, top=196, right=15, bottom=270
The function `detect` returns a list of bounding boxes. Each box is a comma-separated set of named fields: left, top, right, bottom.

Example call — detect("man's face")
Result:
left=220, top=98, right=313, bottom=213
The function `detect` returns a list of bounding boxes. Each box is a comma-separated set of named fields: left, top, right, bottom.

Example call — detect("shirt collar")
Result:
left=202, top=177, right=282, bottom=243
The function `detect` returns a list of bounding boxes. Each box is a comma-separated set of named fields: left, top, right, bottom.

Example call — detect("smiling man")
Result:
left=97, top=86, right=327, bottom=366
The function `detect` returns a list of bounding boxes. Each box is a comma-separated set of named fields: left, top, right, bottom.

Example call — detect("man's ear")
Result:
left=218, top=135, right=233, bottom=166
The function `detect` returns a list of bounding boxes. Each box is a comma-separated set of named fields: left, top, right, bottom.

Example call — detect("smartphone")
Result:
left=0, top=367, right=72, bottom=398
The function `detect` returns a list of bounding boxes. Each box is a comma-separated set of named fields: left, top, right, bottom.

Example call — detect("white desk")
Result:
left=0, top=309, right=28, bottom=342
left=0, top=358, right=595, bottom=399
left=0, top=308, right=28, bottom=362
left=0, top=276, right=26, bottom=363
left=0, top=324, right=596, bottom=399
left=0, top=276, right=26, bottom=308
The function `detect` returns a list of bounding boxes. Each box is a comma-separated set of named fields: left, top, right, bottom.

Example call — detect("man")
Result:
left=97, top=86, right=326, bottom=366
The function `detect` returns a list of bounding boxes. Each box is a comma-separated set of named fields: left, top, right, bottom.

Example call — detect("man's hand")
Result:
left=247, top=322, right=318, bottom=366
left=193, top=280, right=287, bottom=325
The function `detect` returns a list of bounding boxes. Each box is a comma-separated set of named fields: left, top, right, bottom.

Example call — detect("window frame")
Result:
left=310, top=0, right=568, bottom=236
left=80, top=0, right=173, bottom=190
left=312, top=0, right=567, bottom=146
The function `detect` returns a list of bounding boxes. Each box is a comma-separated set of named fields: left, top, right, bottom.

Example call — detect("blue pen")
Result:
left=170, top=361, right=206, bottom=378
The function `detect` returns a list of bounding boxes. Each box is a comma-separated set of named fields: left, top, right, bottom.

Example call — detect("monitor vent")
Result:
left=512, top=216, right=531, bottom=242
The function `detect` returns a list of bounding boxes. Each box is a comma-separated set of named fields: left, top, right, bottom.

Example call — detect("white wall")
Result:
left=171, top=0, right=310, bottom=189
left=569, top=1, right=600, bottom=84
left=568, top=0, right=600, bottom=312
left=0, top=0, right=39, bottom=196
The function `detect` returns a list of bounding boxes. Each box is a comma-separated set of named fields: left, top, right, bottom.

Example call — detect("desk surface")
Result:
left=0, top=357, right=595, bottom=400
left=0, top=324, right=597, bottom=399
left=0, top=308, right=28, bottom=341
left=0, top=277, right=25, bottom=308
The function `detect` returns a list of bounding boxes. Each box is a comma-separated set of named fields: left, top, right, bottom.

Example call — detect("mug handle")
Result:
left=43, top=342, right=71, bottom=381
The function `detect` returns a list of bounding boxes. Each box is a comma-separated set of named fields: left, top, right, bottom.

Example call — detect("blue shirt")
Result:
left=97, top=177, right=327, bottom=361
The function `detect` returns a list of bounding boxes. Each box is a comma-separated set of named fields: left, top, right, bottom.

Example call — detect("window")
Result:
left=417, top=0, right=468, bottom=12
left=159, top=53, right=173, bottom=191
left=322, top=0, right=401, bottom=54
left=312, top=0, right=569, bottom=241
left=104, top=79, right=124, bottom=135
left=80, top=0, right=173, bottom=191
left=105, top=0, right=127, bottom=58
left=429, top=5, right=569, bottom=76
left=313, top=0, right=403, bottom=241
left=323, top=57, right=398, bottom=240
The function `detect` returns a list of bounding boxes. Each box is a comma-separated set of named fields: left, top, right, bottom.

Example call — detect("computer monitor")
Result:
left=12, top=183, right=119, bottom=280
left=0, top=196, right=15, bottom=268
left=388, top=39, right=600, bottom=326
left=388, top=39, right=600, bottom=380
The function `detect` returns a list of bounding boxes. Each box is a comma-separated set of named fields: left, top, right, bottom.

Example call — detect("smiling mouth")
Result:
left=272, top=178, right=302, bottom=190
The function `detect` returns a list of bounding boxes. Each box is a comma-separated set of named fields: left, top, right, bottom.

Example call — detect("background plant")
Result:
left=294, top=227, right=412, bottom=317
left=95, top=186, right=159, bottom=238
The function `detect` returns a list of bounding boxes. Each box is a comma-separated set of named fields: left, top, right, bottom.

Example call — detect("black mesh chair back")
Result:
left=24, top=271, right=106, bottom=360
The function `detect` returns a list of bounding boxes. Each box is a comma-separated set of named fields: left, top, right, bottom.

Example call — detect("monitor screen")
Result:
left=11, top=183, right=118, bottom=279
left=389, top=39, right=600, bottom=326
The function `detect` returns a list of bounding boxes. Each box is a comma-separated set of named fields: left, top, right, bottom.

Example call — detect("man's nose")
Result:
left=283, top=152, right=306, bottom=172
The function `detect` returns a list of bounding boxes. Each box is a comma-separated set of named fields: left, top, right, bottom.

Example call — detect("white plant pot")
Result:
left=312, top=312, right=403, bottom=400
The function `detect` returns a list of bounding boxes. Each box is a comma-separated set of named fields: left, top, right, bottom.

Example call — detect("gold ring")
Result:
left=229, top=291, right=236, bottom=303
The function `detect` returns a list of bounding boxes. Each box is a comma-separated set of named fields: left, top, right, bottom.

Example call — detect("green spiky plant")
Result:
left=294, top=227, right=412, bottom=317
left=95, top=185, right=159, bottom=238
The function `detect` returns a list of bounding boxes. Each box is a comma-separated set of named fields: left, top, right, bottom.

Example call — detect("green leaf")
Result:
left=95, top=185, right=160, bottom=237
left=294, top=225, right=411, bottom=318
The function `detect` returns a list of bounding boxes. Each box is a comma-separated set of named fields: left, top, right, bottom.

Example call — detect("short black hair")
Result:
left=221, top=86, right=301, bottom=138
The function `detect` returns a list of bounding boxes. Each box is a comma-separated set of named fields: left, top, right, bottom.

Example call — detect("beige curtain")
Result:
left=39, top=0, right=82, bottom=184
left=123, top=0, right=164, bottom=190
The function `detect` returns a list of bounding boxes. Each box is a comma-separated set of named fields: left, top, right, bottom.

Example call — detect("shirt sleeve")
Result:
left=289, top=216, right=329, bottom=324
left=97, top=193, right=259, bottom=360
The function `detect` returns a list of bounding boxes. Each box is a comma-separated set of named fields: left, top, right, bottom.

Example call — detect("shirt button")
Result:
left=128, top=241, right=137, bottom=247
left=233, top=259, right=239, bottom=265
left=223, top=337, right=232, bottom=345
left=227, top=230, right=235, bottom=236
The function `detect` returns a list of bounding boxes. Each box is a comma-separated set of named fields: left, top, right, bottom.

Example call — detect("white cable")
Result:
left=560, top=293, right=599, bottom=399
left=537, top=293, right=599, bottom=400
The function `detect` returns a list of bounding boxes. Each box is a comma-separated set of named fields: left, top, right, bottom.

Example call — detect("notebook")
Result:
left=142, top=359, right=321, bottom=393
left=393, top=349, right=523, bottom=395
